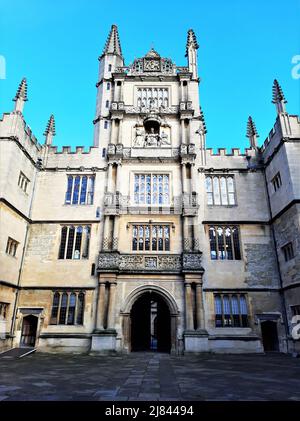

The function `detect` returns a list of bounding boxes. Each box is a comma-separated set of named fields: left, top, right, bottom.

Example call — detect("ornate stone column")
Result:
left=122, top=313, right=131, bottom=352
left=170, top=314, right=177, bottom=354
left=191, top=163, right=197, bottom=193
left=96, top=282, right=106, bottom=330
left=181, top=119, right=185, bottom=144
left=195, top=282, right=205, bottom=330
left=112, top=216, right=119, bottom=251
left=184, top=282, right=194, bottom=330
left=181, top=163, right=187, bottom=194
left=107, top=281, right=117, bottom=329
left=116, top=163, right=122, bottom=192
left=107, top=163, right=113, bottom=192
left=102, top=215, right=111, bottom=251
left=118, top=119, right=123, bottom=144
left=111, top=119, right=116, bottom=144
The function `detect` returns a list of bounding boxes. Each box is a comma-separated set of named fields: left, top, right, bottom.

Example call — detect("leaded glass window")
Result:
left=205, top=176, right=236, bottom=206
left=134, top=174, right=169, bottom=205
left=65, top=175, right=95, bottom=205
left=58, top=225, right=91, bottom=260
left=137, top=88, right=169, bottom=108
left=132, top=224, right=170, bottom=252
left=209, top=226, right=241, bottom=260
left=50, top=291, right=85, bottom=325
left=214, top=294, right=249, bottom=327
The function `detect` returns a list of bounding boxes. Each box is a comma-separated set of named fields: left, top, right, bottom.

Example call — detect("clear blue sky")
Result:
left=0, top=0, right=299, bottom=151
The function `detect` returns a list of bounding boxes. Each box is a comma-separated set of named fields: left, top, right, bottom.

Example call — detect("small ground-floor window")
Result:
left=50, top=291, right=85, bottom=325
left=214, top=293, right=249, bottom=327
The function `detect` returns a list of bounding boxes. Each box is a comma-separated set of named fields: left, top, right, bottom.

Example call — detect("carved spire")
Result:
left=185, top=29, right=199, bottom=57
left=101, top=24, right=123, bottom=58
left=246, top=116, right=259, bottom=149
left=44, top=114, right=56, bottom=145
left=13, top=77, right=28, bottom=113
left=272, top=79, right=287, bottom=114
left=185, top=29, right=199, bottom=79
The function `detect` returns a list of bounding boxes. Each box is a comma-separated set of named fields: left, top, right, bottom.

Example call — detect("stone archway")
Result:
left=121, top=285, right=179, bottom=354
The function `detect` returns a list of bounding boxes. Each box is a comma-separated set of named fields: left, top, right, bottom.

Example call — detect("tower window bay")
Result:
left=132, top=224, right=170, bottom=252
left=134, top=173, right=170, bottom=205
left=137, top=87, right=169, bottom=108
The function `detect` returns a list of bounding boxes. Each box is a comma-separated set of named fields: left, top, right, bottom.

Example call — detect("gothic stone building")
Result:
left=0, top=25, right=300, bottom=355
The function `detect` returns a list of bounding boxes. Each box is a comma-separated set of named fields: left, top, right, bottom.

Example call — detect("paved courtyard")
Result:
left=0, top=352, right=300, bottom=401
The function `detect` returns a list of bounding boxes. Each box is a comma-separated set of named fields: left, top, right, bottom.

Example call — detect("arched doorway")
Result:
left=20, top=315, right=38, bottom=347
left=261, top=321, right=279, bottom=352
left=131, top=291, right=171, bottom=352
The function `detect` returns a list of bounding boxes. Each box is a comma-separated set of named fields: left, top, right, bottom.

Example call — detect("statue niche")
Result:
left=133, top=115, right=171, bottom=148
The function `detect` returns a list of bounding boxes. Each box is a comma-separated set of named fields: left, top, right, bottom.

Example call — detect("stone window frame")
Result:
left=271, top=172, right=282, bottom=192
left=58, top=225, right=91, bottom=260
left=50, top=290, right=85, bottom=325
left=130, top=223, right=171, bottom=253
left=214, top=293, right=249, bottom=328
left=133, top=172, right=171, bottom=206
left=135, top=86, right=171, bottom=108
left=64, top=174, right=95, bottom=205
left=18, top=171, right=30, bottom=194
left=0, top=302, right=9, bottom=320
left=281, top=242, right=294, bottom=262
left=5, top=237, right=19, bottom=257
left=208, top=225, right=242, bottom=260
left=205, top=175, right=237, bottom=206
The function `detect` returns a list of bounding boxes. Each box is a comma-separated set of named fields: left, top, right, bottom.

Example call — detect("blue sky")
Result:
left=0, top=0, right=299, bottom=151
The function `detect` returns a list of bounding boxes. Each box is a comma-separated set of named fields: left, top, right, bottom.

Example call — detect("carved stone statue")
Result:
left=133, top=127, right=145, bottom=147
left=145, top=128, right=160, bottom=147
left=160, top=131, right=170, bottom=146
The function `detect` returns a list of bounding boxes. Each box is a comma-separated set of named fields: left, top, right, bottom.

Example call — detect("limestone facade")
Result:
left=0, top=26, right=299, bottom=354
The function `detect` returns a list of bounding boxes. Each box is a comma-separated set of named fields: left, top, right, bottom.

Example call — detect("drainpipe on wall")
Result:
left=10, top=156, right=42, bottom=344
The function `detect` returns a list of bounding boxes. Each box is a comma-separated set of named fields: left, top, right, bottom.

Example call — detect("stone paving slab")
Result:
left=0, top=352, right=299, bottom=401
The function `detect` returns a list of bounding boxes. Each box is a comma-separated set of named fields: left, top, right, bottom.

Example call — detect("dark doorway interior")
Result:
left=20, top=315, right=38, bottom=347
left=261, top=320, right=279, bottom=352
left=131, top=292, right=171, bottom=352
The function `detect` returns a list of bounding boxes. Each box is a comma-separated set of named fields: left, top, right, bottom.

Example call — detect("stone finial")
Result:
left=272, top=79, right=287, bottom=114
left=101, top=24, right=123, bottom=58
left=44, top=114, right=56, bottom=145
left=185, top=29, right=199, bottom=57
left=246, top=116, right=259, bottom=149
left=13, top=78, right=28, bottom=113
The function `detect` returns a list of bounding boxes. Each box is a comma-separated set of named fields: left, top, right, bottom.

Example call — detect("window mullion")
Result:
left=231, top=228, right=235, bottom=260
left=74, top=292, right=78, bottom=325
left=229, top=294, right=233, bottom=326
left=57, top=293, right=62, bottom=325
left=221, top=295, right=224, bottom=327
left=70, top=176, right=75, bottom=203
left=78, top=176, right=83, bottom=204
left=72, top=227, right=77, bottom=259
left=65, top=293, right=70, bottom=325
left=64, top=227, right=69, bottom=259
left=238, top=294, right=242, bottom=327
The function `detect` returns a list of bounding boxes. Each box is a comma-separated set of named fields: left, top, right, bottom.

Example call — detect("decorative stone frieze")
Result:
left=98, top=253, right=185, bottom=273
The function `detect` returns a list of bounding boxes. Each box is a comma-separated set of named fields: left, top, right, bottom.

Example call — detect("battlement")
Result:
left=48, top=145, right=99, bottom=154
left=0, top=112, right=42, bottom=162
left=206, top=147, right=256, bottom=157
